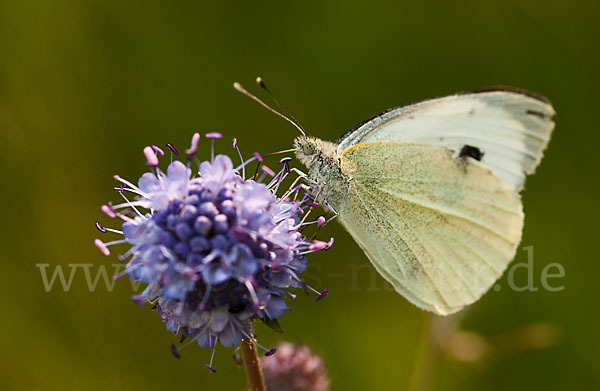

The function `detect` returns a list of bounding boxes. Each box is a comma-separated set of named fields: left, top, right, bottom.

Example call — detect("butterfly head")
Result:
left=294, top=136, right=338, bottom=170
left=294, top=136, right=319, bottom=167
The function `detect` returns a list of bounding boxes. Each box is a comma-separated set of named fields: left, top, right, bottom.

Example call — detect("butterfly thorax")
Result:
left=294, top=136, right=350, bottom=210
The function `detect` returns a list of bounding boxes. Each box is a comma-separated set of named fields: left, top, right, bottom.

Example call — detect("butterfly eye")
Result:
left=303, top=142, right=316, bottom=155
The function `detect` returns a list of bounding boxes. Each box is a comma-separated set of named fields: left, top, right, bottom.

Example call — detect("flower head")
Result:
left=261, top=342, right=330, bottom=391
left=95, top=133, right=330, bottom=357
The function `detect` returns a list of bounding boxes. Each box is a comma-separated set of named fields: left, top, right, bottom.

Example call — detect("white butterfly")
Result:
left=293, top=88, right=555, bottom=315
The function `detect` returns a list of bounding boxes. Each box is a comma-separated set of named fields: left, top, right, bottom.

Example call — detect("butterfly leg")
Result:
left=290, top=167, right=307, bottom=177
left=322, top=201, right=338, bottom=225
left=290, top=168, right=318, bottom=185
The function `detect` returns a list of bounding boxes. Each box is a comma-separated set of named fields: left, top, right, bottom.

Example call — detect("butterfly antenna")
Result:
left=233, top=81, right=306, bottom=136
left=255, top=77, right=307, bottom=136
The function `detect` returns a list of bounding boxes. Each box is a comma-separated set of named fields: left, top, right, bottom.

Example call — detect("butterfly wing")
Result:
left=338, top=142, right=523, bottom=315
left=336, top=88, right=555, bottom=190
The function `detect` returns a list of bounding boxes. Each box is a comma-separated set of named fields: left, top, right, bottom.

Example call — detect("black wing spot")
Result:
left=526, top=109, right=550, bottom=119
left=459, top=145, right=484, bottom=161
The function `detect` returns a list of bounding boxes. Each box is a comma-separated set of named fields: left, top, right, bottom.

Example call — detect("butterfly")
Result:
left=235, top=81, right=555, bottom=315
left=292, top=87, right=555, bottom=315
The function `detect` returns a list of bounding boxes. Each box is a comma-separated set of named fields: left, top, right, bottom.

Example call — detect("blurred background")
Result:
left=0, top=0, right=598, bottom=390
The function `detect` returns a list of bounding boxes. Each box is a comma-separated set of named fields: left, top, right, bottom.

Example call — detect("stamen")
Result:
left=119, top=247, right=135, bottom=261
left=143, top=146, right=159, bottom=167
left=315, top=288, right=329, bottom=302
left=287, top=184, right=303, bottom=198
left=116, top=187, right=145, bottom=197
left=206, top=342, right=217, bottom=372
left=291, top=207, right=313, bottom=231
left=277, top=183, right=303, bottom=204
left=232, top=138, right=246, bottom=179
left=197, top=285, right=212, bottom=312
left=111, top=200, right=145, bottom=210
left=166, top=143, right=179, bottom=156
left=245, top=279, right=260, bottom=308
left=234, top=156, right=256, bottom=176
left=170, top=343, right=181, bottom=359
left=205, top=132, right=221, bottom=162
left=95, top=221, right=107, bottom=233
left=296, top=185, right=314, bottom=202
left=151, top=145, right=165, bottom=156
left=94, top=239, right=110, bottom=256
left=205, top=365, right=216, bottom=373
left=104, top=239, right=128, bottom=246
left=101, top=203, right=116, bottom=218
left=271, top=170, right=288, bottom=195
left=255, top=172, right=266, bottom=184
left=309, top=240, right=328, bottom=252
left=317, top=216, right=326, bottom=227
left=266, top=167, right=286, bottom=189
left=118, top=192, right=145, bottom=218
left=303, top=193, right=315, bottom=201
left=300, top=280, right=327, bottom=300
left=326, top=237, right=334, bottom=249
left=261, top=165, right=276, bottom=177
left=278, top=157, right=292, bottom=173
left=264, top=348, right=277, bottom=356
left=186, top=132, right=201, bottom=159
left=177, top=332, right=203, bottom=350
left=300, top=220, right=319, bottom=227
left=113, top=175, right=146, bottom=195
left=252, top=152, right=265, bottom=182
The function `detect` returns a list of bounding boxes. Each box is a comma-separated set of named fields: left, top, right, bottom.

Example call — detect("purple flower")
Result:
left=95, top=133, right=330, bottom=354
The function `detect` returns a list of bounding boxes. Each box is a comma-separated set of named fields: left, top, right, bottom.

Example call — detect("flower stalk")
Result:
left=241, top=338, right=266, bottom=391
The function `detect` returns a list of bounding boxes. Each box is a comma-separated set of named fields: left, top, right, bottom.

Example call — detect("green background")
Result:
left=1, top=0, right=598, bottom=390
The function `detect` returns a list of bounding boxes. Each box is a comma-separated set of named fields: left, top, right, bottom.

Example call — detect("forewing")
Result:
left=336, top=89, right=555, bottom=190
left=339, top=142, right=524, bottom=315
